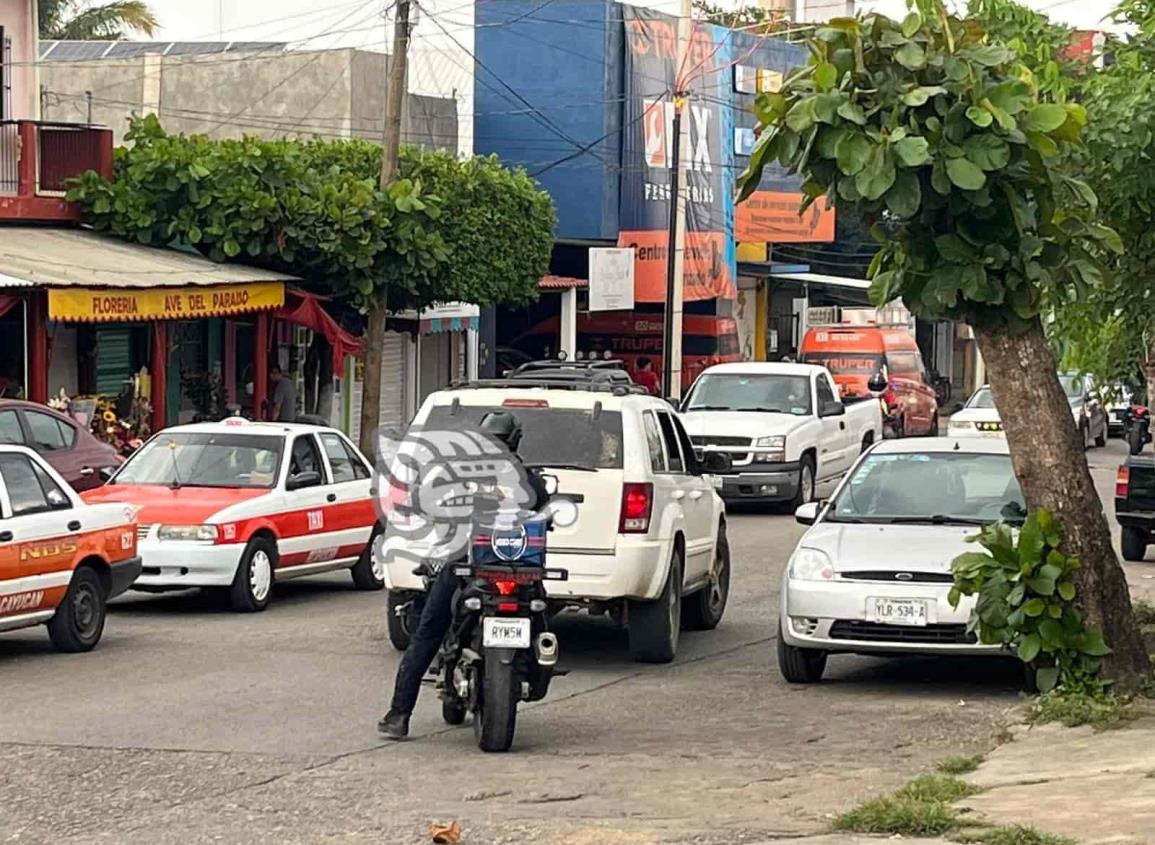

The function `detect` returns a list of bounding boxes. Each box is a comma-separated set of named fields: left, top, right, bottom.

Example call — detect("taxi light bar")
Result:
left=1117, top=465, right=1131, bottom=498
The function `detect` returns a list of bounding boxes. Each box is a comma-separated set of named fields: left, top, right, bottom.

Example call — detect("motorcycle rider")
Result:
left=377, top=411, right=549, bottom=740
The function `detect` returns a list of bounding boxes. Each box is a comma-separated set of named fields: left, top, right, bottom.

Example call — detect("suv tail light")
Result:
left=619, top=482, right=653, bottom=534
left=1116, top=465, right=1130, bottom=498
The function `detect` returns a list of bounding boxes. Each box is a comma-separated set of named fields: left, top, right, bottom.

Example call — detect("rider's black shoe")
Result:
left=377, top=710, right=410, bottom=740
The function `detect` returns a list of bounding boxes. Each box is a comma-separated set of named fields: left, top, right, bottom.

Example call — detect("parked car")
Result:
left=799, top=324, right=938, bottom=436
left=385, top=368, right=732, bottom=664
left=1060, top=374, right=1108, bottom=449
left=0, top=445, right=140, bottom=651
left=679, top=362, right=883, bottom=507
left=0, top=399, right=122, bottom=491
left=947, top=386, right=1004, bottom=437
left=81, top=419, right=381, bottom=611
left=777, top=437, right=1024, bottom=682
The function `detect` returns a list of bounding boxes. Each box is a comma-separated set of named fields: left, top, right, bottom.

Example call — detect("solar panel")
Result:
left=40, top=41, right=112, bottom=61
left=39, top=41, right=289, bottom=62
left=104, top=42, right=159, bottom=58
left=165, top=42, right=229, bottom=56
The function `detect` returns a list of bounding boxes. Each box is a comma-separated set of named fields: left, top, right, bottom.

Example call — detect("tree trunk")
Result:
left=975, top=318, right=1151, bottom=690
left=358, top=301, right=387, bottom=457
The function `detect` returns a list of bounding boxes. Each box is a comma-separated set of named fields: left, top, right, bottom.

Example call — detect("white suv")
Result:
left=382, top=379, right=731, bottom=663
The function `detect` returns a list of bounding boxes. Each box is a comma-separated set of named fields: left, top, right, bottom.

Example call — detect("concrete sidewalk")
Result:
left=959, top=717, right=1155, bottom=845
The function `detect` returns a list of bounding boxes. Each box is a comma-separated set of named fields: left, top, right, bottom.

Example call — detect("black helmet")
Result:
left=479, top=411, right=523, bottom=451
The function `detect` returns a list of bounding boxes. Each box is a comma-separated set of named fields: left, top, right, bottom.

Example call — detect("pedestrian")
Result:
left=634, top=357, right=660, bottom=395
left=268, top=365, right=297, bottom=422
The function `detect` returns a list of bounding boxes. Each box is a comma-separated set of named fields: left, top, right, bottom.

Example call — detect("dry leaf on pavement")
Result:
left=431, top=820, right=461, bottom=844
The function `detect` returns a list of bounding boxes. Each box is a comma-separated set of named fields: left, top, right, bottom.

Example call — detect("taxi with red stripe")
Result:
left=81, top=419, right=381, bottom=612
left=1, top=445, right=140, bottom=651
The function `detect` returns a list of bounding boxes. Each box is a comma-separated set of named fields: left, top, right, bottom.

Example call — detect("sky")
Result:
left=140, top=0, right=1121, bottom=45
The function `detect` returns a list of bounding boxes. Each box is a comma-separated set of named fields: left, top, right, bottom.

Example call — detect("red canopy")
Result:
left=276, top=288, right=363, bottom=370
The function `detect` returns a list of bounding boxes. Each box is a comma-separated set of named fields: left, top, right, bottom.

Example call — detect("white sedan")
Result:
left=947, top=386, right=1004, bottom=437
left=777, top=437, right=1023, bottom=683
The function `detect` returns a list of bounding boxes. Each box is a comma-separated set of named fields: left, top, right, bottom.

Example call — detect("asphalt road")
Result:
left=1, top=440, right=1146, bottom=845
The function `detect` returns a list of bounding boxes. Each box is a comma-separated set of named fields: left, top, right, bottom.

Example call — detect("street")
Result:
left=1, top=440, right=1146, bottom=845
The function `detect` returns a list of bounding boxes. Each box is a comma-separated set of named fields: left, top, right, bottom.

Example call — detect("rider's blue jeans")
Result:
left=389, top=564, right=457, bottom=715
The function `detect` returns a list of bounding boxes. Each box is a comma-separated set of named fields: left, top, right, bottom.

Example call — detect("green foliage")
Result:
left=834, top=774, right=975, bottom=836
left=692, top=0, right=796, bottom=37
left=66, top=116, right=553, bottom=313
left=956, top=825, right=1076, bottom=845
left=39, top=0, right=158, bottom=39
left=1028, top=687, right=1136, bottom=730
left=937, top=754, right=984, bottom=775
left=950, top=509, right=1110, bottom=692
left=737, top=2, right=1119, bottom=329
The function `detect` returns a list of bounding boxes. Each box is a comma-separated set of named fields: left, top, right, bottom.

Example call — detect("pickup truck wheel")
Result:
left=776, top=621, right=826, bottom=683
left=683, top=524, right=730, bottom=631
left=1121, top=526, right=1147, bottom=562
left=789, top=456, right=815, bottom=510
left=47, top=567, right=107, bottom=653
left=628, top=549, right=682, bottom=663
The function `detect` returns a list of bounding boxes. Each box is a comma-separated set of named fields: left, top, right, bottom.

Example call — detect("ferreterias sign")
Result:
left=48, top=282, right=285, bottom=322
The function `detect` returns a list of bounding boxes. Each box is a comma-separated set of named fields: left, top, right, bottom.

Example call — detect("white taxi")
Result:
left=82, top=419, right=381, bottom=612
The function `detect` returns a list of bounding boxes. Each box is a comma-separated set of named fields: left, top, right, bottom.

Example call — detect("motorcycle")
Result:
left=1126, top=404, right=1151, bottom=455
left=432, top=478, right=575, bottom=752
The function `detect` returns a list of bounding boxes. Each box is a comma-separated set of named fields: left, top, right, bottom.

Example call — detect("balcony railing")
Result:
left=0, top=120, right=114, bottom=221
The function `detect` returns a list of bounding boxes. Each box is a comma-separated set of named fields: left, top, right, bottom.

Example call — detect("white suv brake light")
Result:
left=619, top=482, right=653, bottom=533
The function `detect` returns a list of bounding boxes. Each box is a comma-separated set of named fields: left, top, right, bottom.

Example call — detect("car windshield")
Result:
left=423, top=404, right=624, bottom=469
left=113, top=432, right=283, bottom=488
left=967, top=388, right=996, bottom=409
left=684, top=374, right=812, bottom=414
left=827, top=451, right=1025, bottom=524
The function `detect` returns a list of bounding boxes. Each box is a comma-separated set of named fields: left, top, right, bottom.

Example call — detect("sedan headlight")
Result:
left=788, top=547, right=834, bottom=581
left=948, top=420, right=973, bottom=431
left=157, top=524, right=219, bottom=543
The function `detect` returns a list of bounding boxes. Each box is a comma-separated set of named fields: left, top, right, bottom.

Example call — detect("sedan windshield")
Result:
left=966, top=388, right=996, bottom=409
left=113, top=433, right=283, bottom=489
left=828, top=451, right=1024, bottom=524
left=685, top=374, right=812, bottom=415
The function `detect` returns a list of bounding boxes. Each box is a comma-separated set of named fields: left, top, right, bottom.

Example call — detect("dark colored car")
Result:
left=0, top=399, right=122, bottom=491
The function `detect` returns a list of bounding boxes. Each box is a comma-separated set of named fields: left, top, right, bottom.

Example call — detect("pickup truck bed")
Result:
left=1114, top=455, right=1155, bottom=560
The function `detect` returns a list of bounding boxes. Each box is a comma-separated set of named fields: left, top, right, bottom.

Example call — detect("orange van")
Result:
left=800, top=325, right=939, bottom=437
left=0, top=445, right=140, bottom=652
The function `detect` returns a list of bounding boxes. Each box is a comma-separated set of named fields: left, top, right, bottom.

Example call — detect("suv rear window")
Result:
left=423, top=404, right=624, bottom=469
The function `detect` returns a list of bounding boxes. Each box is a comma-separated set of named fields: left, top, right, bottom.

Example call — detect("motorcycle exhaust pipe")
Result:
left=535, top=632, right=559, bottom=667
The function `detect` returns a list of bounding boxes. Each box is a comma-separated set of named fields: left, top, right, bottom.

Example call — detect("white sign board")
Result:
left=589, top=247, right=635, bottom=312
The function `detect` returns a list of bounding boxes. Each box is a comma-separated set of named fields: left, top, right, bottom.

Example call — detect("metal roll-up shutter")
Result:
left=95, top=328, right=133, bottom=395
left=378, top=331, right=407, bottom=430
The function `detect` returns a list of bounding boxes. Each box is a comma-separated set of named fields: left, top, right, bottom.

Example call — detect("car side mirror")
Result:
left=868, top=372, right=888, bottom=394
left=795, top=501, right=820, bottom=525
left=820, top=400, right=845, bottom=417
left=701, top=451, right=732, bottom=474
left=99, top=466, right=115, bottom=482
left=286, top=470, right=322, bottom=491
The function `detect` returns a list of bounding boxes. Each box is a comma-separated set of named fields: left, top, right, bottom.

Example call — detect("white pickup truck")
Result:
left=679, top=362, right=883, bottom=507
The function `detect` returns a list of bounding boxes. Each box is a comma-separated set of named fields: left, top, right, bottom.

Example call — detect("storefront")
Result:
left=0, top=227, right=359, bottom=437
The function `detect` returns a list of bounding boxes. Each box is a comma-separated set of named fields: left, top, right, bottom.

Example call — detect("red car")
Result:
left=0, top=400, right=122, bottom=491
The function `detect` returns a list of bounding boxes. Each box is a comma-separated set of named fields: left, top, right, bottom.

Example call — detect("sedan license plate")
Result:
left=867, top=597, right=930, bottom=627
left=482, top=617, right=532, bottom=648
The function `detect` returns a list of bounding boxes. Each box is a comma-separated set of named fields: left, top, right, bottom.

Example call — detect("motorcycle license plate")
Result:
left=482, top=617, right=532, bottom=648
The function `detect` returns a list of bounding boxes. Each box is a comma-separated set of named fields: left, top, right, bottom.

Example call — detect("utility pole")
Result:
left=358, top=0, right=412, bottom=455
left=661, top=0, right=692, bottom=400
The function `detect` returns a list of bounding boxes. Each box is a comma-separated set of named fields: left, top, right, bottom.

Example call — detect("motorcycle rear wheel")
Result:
left=474, top=647, right=519, bottom=753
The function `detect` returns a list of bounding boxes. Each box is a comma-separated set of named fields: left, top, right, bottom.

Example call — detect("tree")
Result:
left=40, top=0, right=158, bottom=40
left=738, top=1, right=1150, bottom=687
left=692, top=1, right=795, bottom=37
left=67, top=117, right=554, bottom=452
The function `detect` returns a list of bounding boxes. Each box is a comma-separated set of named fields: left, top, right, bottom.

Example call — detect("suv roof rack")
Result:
left=508, top=358, right=629, bottom=376
left=447, top=377, right=651, bottom=397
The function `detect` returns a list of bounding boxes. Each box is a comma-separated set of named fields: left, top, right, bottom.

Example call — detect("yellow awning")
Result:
left=48, top=282, right=285, bottom=322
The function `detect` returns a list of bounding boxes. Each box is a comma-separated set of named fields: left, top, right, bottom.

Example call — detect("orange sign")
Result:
left=617, top=230, right=736, bottom=303
left=735, top=191, right=836, bottom=244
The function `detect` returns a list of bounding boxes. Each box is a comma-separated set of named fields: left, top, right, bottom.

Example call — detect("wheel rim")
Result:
left=370, top=544, right=385, bottom=581
left=250, top=550, right=272, bottom=602
left=708, top=546, right=730, bottom=616
left=668, top=564, right=681, bottom=646
left=801, top=465, right=814, bottom=502
left=72, top=582, right=100, bottom=639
